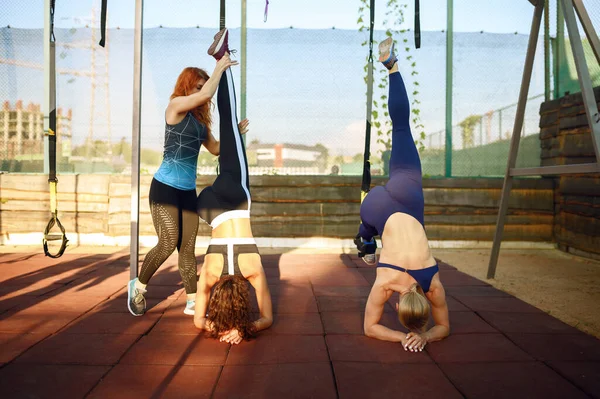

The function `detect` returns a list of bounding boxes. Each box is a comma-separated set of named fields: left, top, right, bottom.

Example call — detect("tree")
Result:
left=458, top=114, right=482, bottom=149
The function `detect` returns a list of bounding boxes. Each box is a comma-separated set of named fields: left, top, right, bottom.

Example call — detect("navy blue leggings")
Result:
left=388, top=71, right=422, bottom=177
left=358, top=71, right=424, bottom=239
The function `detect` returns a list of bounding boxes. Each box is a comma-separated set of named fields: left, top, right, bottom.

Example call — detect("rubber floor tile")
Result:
left=445, top=311, right=499, bottom=334
left=0, top=364, right=109, bottom=399
left=321, top=311, right=401, bottom=335
left=440, top=361, right=589, bottom=399
left=260, top=312, right=324, bottom=335
left=506, top=333, right=600, bottom=361
left=440, top=271, right=490, bottom=287
left=313, top=285, right=372, bottom=297
left=214, top=362, right=336, bottom=399
left=547, top=360, right=600, bottom=398
left=150, top=311, right=199, bottom=335
left=310, top=268, right=370, bottom=287
left=479, top=311, right=582, bottom=334
left=250, top=292, right=319, bottom=314
left=445, top=285, right=511, bottom=297
left=426, top=333, right=533, bottom=363
left=333, top=362, right=463, bottom=399
left=15, top=332, right=140, bottom=365
left=87, top=364, right=221, bottom=399
left=226, top=334, right=328, bottom=365
left=95, top=291, right=174, bottom=314
left=0, top=309, right=80, bottom=334
left=120, top=333, right=228, bottom=365
left=0, top=332, right=49, bottom=362
left=0, top=281, right=65, bottom=299
left=12, top=293, right=110, bottom=313
left=454, top=296, right=544, bottom=313
left=326, top=334, right=432, bottom=363
left=62, top=311, right=161, bottom=335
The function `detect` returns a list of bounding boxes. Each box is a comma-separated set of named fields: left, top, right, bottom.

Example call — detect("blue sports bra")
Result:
left=377, top=262, right=439, bottom=293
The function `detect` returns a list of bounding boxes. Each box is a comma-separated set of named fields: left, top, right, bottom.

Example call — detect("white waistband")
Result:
left=209, top=237, right=257, bottom=246
left=210, top=210, right=251, bottom=229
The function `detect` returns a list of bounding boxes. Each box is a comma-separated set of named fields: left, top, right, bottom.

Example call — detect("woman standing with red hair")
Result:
left=127, top=52, right=244, bottom=317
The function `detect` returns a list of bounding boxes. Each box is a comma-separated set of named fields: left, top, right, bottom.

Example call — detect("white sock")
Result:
left=135, top=279, right=147, bottom=293
left=186, top=293, right=196, bottom=302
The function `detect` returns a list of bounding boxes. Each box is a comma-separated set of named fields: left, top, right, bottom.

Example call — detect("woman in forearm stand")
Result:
left=358, top=36, right=450, bottom=351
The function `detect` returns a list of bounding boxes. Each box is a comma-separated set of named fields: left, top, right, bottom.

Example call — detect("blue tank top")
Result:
left=154, top=113, right=207, bottom=191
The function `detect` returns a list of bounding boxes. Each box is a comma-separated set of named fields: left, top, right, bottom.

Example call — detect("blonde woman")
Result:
left=358, top=37, right=450, bottom=351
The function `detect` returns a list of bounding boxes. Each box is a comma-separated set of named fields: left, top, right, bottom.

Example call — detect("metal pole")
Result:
left=499, top=109, right=502, bottom=140
left=130, top=0, right=144, bottom=280
left=572, top=0, right=600, bottom=65
left=544, top=0, right=550, bottom=101
left=562, top=0, right=600, bottom=160
left=241, top=0, right=247, bottom=124
left=487, top=3, right=544, bottom=279
left=43, top=0, right=54, bottom=175
left=555, top=0, right=565, bottom=98
left=445, top=0, right=453, bottom=177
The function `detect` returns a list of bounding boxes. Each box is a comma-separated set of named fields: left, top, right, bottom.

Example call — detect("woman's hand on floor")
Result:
left=220, top=328, right=243, bottom=345
left=404, top=332, right=427, bottom=352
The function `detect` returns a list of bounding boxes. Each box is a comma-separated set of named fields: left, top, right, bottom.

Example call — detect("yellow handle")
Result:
left=49, top=181, right=57, bottom=214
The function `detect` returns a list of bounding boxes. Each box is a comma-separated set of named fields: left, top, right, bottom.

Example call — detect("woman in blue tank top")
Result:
left=127, top=51, right=247, bottom=317
left=357, top=37, right=450, bottom=351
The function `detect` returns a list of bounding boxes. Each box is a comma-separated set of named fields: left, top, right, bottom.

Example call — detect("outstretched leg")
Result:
left=387, top=69, right=422, bottom=177
left=381, top=38, right=424, bottom=225
left=212, top=66, right=251, bottom=211
left=378, top=37, right=422, bottom=177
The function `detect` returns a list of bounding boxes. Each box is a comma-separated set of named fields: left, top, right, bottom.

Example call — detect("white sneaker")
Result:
left=184, top=300, right=195, bottom=315
left=362, top=253, right=377, bottom=266
left=127, top=278, right=146, bottom=316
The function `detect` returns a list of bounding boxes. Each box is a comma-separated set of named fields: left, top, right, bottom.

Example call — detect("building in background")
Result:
left=0, top=100, right=72, bottom=172
left=247, top=142, right=328, bottom=174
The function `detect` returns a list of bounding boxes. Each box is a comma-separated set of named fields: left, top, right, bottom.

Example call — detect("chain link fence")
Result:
left=0, top=0, right=597, bottom=177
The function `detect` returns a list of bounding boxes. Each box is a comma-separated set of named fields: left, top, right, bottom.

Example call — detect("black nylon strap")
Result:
left=220, top=0, right=226, bottom=30
left=361, top=0, right=375, bottom=196
left=415, top=0, right=421, bottom=49
left=99, top=0, right=108, bottom=47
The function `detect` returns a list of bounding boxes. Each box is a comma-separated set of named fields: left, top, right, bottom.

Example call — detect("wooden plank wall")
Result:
left=539, top=86, right=600, bottom=256
left=0, top=174, right=553, bottom=242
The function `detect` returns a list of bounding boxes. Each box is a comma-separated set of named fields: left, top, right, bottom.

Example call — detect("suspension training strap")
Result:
left=361, top=0, right=375, bottom=202
left=99, top=0, right=108, bottom=47
left=415, top=0, right=421, bottom=49
left=220, top=0, right=226, bottom=30
left=43, top=0, right=68, bottom=258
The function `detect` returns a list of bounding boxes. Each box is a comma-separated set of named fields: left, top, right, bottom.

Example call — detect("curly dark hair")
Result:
left=206, top=275, right=256, bottom=340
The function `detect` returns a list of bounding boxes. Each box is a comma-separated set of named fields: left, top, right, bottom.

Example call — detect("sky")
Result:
left=0, top=0, right=546, bottom=34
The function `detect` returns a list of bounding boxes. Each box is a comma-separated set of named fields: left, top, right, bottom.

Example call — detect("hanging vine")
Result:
left=358, top=0, right=426, bottom=158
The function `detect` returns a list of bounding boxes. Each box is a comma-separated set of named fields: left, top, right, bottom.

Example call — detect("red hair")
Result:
left=206, top=275, right=256, bottom=340
left=170, top=67, right=212, bottom=136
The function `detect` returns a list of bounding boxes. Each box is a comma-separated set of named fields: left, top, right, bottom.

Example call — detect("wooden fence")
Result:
left=0, top=174, right=553, bottom=242
left=539, top=86, right=600, bottom=256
